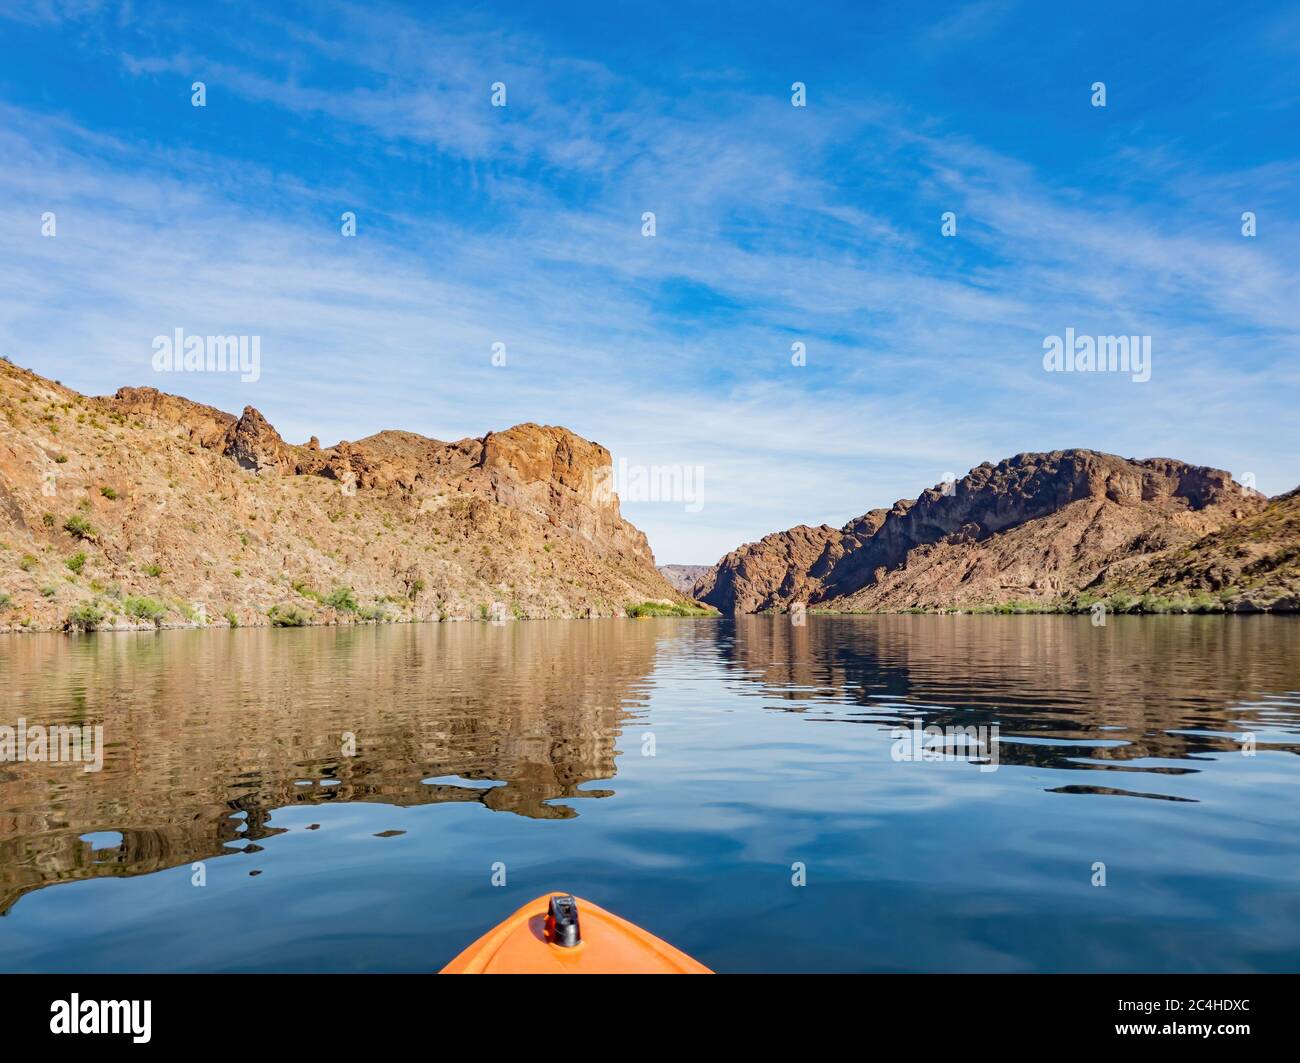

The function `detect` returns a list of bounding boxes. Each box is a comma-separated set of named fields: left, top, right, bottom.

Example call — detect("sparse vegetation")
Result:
left=124, top=596, right=167, bottom=624
left=141, top=563, right=162, bottom=577
left=62, top=514, right=95, bottom=540
left=66, top=601, right=104, bottom=630
left=99, top=485, right=119, bottom=500
left=291, top=579, right=322, bottom=603
left=325, top=586, right=358, bottom=612
left=626, top=601, right=719, bottom=618
left=967, top=599, right=1058, bottom=615
left=65, top=551, right=86, bottom=574
left=269, top=603, right=309, bottom=627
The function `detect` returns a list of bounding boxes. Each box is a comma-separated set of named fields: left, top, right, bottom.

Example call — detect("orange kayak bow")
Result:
left=440, top=893, right=712, bottom=974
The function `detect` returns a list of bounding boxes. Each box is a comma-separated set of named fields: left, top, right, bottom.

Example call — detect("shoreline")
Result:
left=0, top=598, right=721, bottom=635
left=5, top=605, right=1297, bottom=636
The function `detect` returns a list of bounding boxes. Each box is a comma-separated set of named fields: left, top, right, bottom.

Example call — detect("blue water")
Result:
left=1, top=615, right=1298, bottom=972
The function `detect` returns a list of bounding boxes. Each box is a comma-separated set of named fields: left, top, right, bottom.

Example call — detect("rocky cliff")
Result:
left=0, top=360, right=685, bottom=631
left=696, top=450, right=1292, bottom=613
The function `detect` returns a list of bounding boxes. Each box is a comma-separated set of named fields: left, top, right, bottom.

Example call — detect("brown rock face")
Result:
left=0, top=360, right=684, bottom=631
left=1122, top=487, right=1300, bottom=606
left=697, top=449, right=1273, bottom=613
left=692, top=506, right=897, bottom=613
left=222, top=406, right=295, bottom=474
left=693, top=524, right=842, bottom=613
left=469, top=424, right=654, bottom=565
left=106, top=386, right=235, bottom=448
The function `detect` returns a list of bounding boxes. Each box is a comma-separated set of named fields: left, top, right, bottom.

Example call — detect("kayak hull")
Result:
left=440, top=893, right=712, bottom=974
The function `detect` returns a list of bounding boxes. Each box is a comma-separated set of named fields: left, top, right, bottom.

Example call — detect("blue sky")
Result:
left=1, top=0, right=1298, bottom=563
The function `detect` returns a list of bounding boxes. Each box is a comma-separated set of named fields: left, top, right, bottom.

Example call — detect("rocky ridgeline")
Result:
left=695, top=450, right=1295, bottom=613
left=0, top=361, right=683, bottom=631
left=656, top=564, right=711, bottom=594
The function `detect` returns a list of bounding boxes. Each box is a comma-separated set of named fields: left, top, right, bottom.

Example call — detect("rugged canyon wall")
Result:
left=695, top=450, right=1294, bottom=613
left=0, top=359, right=683, bottom=630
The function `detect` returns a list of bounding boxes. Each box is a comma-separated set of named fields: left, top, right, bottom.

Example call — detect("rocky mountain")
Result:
left=696, top=449, right=1296, bottom=613
left=0, top=360, right=688, bottom=631
left=690, top=508, right=895, bottom=612
left=1104, top=486, right=1300, bottom=609
left=657, top=564, right=711, bottom=594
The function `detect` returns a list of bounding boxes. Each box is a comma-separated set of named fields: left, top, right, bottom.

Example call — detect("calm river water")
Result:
left=1, top=615, right=1297, bottom=972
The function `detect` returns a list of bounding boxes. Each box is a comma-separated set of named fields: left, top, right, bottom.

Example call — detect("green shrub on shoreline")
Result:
left=626, top=601, right=719, bottom=618
left=269, top=603, right=310, bottom=627
left=836, top=593, right=1240, bottom=616
left=124, top=596, right=167, bottom=625
left=66, top=601, right=104, bottom=630
left=325, top=586, right=358, bottom=612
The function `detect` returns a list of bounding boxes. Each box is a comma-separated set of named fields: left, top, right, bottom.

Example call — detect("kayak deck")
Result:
left=440, top=893, right=712, bottom=974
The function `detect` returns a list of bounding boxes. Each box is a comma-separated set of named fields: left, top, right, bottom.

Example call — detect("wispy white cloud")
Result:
left=1, top=2, right=1297, bottom=564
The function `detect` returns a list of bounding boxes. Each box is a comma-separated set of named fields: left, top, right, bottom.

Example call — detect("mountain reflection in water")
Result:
left=1, top=616, right=1297, bottom=972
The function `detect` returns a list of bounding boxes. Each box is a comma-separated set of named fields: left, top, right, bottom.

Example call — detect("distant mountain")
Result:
left=695, top=449, right=1297, bottom=613
left=0, top=360, right=685, bottom=631
left=657, top=564, right=711, bottom=594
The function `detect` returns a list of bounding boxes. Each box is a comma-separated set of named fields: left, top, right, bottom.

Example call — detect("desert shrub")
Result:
left=175, top=601, right=202, bottom=623
left=325, top=586, right=358, bottom=612
left=65, top=551, right=86, bottom=574
left=124, top=596, right=167, bottom=624
left=291, top=580, right=322, bottom=602
left=269, top=603, right=309, bottom=627
left=66, top=601, right=104, bottom=630
left=99, top=486, right=119, bottom=500
left=63, top=514, right=95, bottom=540
left=626, top=601, right=718, bottom=618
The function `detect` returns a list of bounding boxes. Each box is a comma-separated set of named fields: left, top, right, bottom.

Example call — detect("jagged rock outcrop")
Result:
left=106, top=386, right=235, bottom=448
left=693, top=523, right=843, bottom=613
left=222, top=406, right=295, bottom=474
left=691, top=506, right=899, bottom=612
left=697, top=450, right=1280, bottom=613
left=0, top=360, right=686, bottom=631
